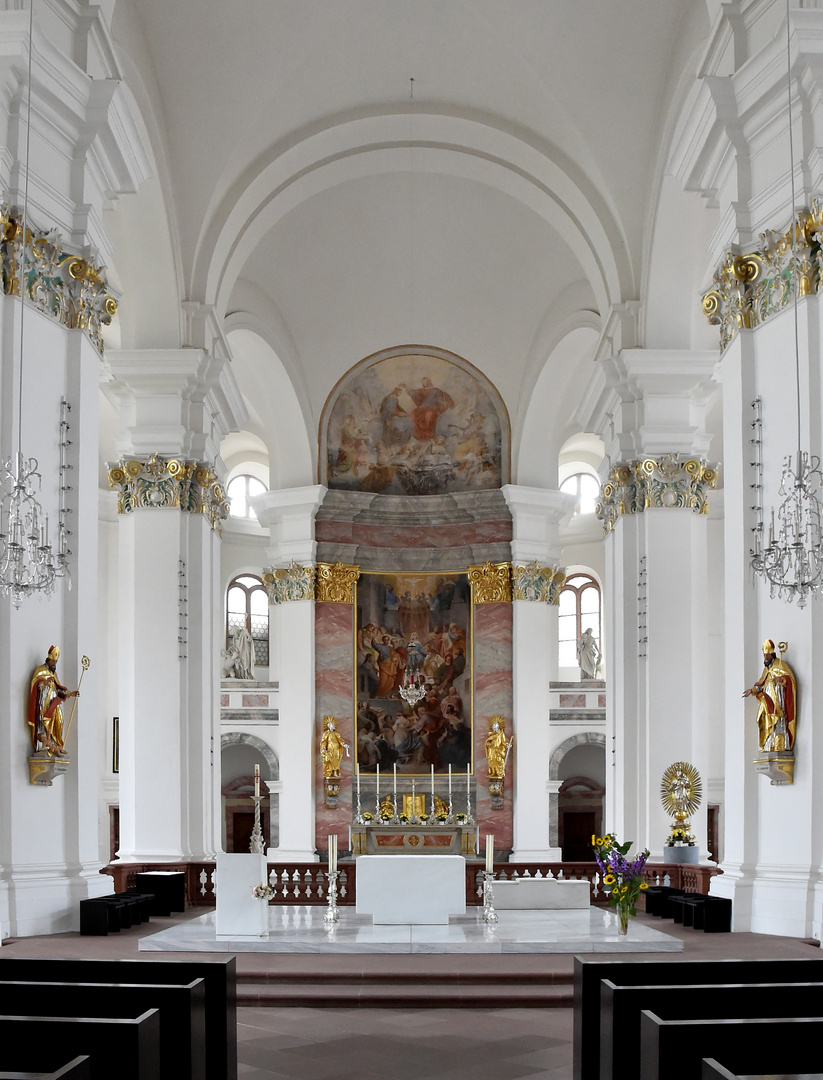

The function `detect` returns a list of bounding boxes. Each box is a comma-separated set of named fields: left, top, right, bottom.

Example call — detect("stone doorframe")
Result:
left=548, top=732, right=606, bottom=849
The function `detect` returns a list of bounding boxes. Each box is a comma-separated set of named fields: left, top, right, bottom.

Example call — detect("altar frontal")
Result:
left=355, top=854, right=466, bottom=924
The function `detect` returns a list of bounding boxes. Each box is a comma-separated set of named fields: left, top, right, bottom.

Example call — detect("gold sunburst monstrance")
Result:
left=660, top=761, right=702, bottom=845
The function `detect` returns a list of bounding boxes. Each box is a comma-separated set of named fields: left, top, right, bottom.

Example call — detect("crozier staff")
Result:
left=27, top=645, right=78, bottom=757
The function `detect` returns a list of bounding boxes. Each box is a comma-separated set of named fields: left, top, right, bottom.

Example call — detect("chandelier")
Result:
left=750, top=0, right=823, bottom=607
left=399, top=666, right=426, bottom=708
left=0, top=0, right=67, bottom=608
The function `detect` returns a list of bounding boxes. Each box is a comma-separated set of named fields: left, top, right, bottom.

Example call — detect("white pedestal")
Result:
left=355, top=855, right=466, bottom=924
left=216, top=853, right=269, bottom=937
left=492, top=879, right=590, bottom=909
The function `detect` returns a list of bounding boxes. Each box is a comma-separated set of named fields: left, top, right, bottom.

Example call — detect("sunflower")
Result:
left=604, top=874, right=615, bottom=884
left=639, top=882, right=649, bottom=890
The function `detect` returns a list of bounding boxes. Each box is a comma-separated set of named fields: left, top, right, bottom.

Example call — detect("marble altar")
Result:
left=493, top=878, right=590, bottom=909
left=215, top=852, right=269, bottom=937
left=355, top=854, right=466, bottom=924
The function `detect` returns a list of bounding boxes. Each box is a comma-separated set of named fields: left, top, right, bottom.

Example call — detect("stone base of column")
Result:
left=509, top=847, right=563, bottom=862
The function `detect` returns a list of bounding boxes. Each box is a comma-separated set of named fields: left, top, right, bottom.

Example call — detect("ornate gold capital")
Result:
left=0, top=205, right=117, bottom=355
left=467, top=561, right=512, bottom=603
left=262, top=561, right=316, bottom=603
left=316, top=562, right=360, bottom=603
left=702, top=201, right=823, bottom=350
left=596, top=454, right=719, bottom=533
left=107, top=454, right=229, bottom=529
left=512, top=562, right=566, bottom=604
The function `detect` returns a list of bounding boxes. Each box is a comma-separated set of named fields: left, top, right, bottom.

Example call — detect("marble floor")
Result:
left=138, top=905, right=683, bottom=954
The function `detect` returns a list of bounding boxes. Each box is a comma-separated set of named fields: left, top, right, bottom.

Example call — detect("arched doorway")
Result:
left=221, top=733, right=279, bottom=852
left=549, top=732, right=606, bottom=858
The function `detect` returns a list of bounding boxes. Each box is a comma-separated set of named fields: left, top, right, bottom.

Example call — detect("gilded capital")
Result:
left=468, top=561, right=512, bottom=604
left=702, top=200, right=823, bottom=350
left=316, top=562, right=360, bottom=604
left=107, top=454, right=229, bottom=529
left=0, top=205, right=117, bottom=355
left=596, top=454, right=719, bottom=533
left=512, top=562, right=567, bottom=604
left=262, top=561, right=316, bottom=603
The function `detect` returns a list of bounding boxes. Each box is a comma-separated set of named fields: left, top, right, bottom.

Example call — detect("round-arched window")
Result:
left=558, top=573, right=601, bottom=670
left=227, top=574, right=269, bottom=666
left=560, top=472, right=600, bottom=515
left=227, top=475, right=267, bottom=518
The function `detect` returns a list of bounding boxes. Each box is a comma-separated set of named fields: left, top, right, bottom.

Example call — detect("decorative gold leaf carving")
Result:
left=467, top=561, right=512, bottom=604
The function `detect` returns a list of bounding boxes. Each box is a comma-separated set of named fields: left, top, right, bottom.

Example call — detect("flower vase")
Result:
left=616, top=904, right=630, bottom=937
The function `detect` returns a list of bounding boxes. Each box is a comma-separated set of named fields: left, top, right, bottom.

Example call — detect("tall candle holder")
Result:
left=481, top=870, right=498, bottom=924
left=249, top=795, right=266, bottom=854
left=409, top=778, right=420, bottom=824
left=323, top=870, right=340, bottom=927
left=354, top=785, right=365, bottom=825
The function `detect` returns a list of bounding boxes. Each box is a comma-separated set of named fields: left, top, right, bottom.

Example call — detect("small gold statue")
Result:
left=433, top=794, right=449, bottom=817
left=660, top=761, right=702, bottom=846
left=320, top=716, right=349, bottom=778
left=485, top=717, right=512, bottom=780
left=379, top=795, right=396, bottom=818
left=28, top=645, right=78, bottom=757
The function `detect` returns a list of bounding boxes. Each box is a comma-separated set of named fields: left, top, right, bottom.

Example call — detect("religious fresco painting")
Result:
left=324, top=350, right=506, bottom=495
left=356, top=571, right=472, bottom=776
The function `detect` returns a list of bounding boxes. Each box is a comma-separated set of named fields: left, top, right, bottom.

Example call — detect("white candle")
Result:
left=485, top=834, right=494, bottom=873
left=376, top=763, right=380, bottom=795
left=467, top=762, right=471, bottom=797
left=332, top=833, right=338, bottom=873
left=431, top=763, right=435, bottom=795
left=348, top=825, right=352, bottom=850
left=356, top=762, right=360, bottom=796
left=448, top=764, right=452, bottom=795
left=393, top=762, right=397, bottom=793
left=254, top=763, right=260, bottom=798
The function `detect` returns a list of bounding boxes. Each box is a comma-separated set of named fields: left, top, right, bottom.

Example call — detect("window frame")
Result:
left=559, top=471, right=600, bottom=516
left=226, top=573, right=270, bottom=667
left=558, top=572, right=601, bottom=669
left=227, top=474, right=267, bottom=519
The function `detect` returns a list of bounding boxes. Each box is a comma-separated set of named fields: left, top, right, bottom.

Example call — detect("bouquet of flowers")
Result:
left=592, top=833, right=650, bottom=934
left=251, top=883, right=275, bottom=901
left=363, top=812, right=374, bottom=822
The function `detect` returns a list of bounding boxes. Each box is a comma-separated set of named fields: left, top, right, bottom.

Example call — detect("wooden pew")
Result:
left=0, top=1056, right=91, bottom=1080
left=640, top=1012, right=823, bottom=1080
left=701, top=1062, right=737, bottom=1080
left=601, top=979, right=823, bottom=1080
left=0, top=980, right=205, bottom=1080
left=0, top=957, right=235, bottom=1080
left=0, top=1011, right=160, bottom=1080
left=573, top=955, right=823, bottom=1080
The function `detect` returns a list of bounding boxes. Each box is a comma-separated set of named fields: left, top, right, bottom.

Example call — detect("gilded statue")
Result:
left=485, top=717, right=513, bottom=780
left=320, top=716, right=349, bottom=778
left=379, top=795, right=396, bottom=818
left=28, top=646, right=78, bottom=757
left=743, top=639, right=797, bottom=752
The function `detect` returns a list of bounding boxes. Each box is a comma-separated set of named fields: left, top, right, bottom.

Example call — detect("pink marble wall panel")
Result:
left=242, top=693, right=269, bottom=708
left=473, top=602, right=513, bottom=854
left=315, top=602, right=355, bottom=854
left=220, top=694, right=229, bottom=707
left=559, top=693, right=586, bottom=708
left=598, top=694, right=606, bottom=708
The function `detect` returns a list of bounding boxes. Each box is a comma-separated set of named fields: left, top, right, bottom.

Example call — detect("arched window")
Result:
left=558, top=573, right=601, bottom=670
left=227, top=574, right=269, bottom=666
left=227, top=474, right=267, bottom=518
left=560, top=472, right=600, bottom=515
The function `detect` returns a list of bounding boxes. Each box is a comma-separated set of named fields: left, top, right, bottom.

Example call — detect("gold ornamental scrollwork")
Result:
left=0, top=204, right=117, bottom=355
left=262, top=561, right=316, bottom=604
left=467, top=561, right=512, bottom=604
left=702, top=200, right=823, bottom=350
left=316, top=562, right=361, bottom=604
left=107, top=454, right=230, bottom=530
left=596, top=455, right=719, bottom=533
left=512, top=562, right=567, bottom=604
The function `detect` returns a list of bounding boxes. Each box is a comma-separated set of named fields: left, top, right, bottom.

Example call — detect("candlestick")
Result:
left=254, top=763, right=260, bottom=798
left=485, top=834, right=494, bottom=874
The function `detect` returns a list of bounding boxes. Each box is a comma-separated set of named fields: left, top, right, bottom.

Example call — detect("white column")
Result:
left=503, top=485, right=573, bottom=860
left=253, top=486, right=326, bottom=861
left=105, top=350, right=246, bottom=864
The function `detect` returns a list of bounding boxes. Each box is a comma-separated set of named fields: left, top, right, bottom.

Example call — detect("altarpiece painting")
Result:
left=356, top=571, right=472, bottom=776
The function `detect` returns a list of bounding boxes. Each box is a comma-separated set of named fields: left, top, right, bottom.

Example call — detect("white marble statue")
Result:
left=577, top=628, right=600, bottom=680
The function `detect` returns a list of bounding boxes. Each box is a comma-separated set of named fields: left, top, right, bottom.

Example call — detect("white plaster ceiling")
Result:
left=111, top=0, right=706, bottom=467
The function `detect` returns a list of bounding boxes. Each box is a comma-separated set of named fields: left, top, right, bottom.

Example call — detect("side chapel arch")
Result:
left=221, top=732, right=280, bottom=851
left=548, top=732, right=606, bottom=851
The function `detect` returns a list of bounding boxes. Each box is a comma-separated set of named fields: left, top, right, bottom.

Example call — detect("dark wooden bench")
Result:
left=0, top=980, right=205, bottom=1080
left=0, top=957, right=235, bottom=1080
left=0, top=1011, right=160, bottom=1080
left=601, top=979, right=823, bottom=1080
left=0, top=1057, right=91, bottom=1080
left=573, top=956, right=823, bottom=1080
left=640, top=1012, right=823, bottom=1080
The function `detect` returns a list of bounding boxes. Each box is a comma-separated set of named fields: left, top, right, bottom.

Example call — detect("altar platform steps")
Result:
left=235, top=967, right=574, bottom=1008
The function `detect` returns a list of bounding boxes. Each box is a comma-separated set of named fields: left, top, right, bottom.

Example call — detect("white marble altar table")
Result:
left=492, top=878, right=590, bottom=909
left=355, top=854, right=466, bottom=924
